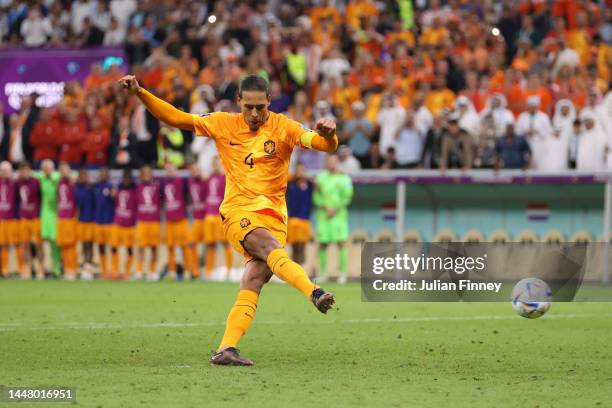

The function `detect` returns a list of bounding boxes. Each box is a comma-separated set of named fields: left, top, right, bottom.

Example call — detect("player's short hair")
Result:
left=238, top=75, right=270, bottom=97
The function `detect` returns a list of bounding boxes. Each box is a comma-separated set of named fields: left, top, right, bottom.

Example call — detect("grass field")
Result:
left=1, top=281, right=612, bottom=408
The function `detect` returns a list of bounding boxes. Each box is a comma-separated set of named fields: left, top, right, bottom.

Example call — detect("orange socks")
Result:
left=267, top=248, right=317, bottom=298
left=218, top=290, right=258, bottom=351
left=111, top=251, right=119, bottom=279
left=0, top=247, right=8, bottom=276
left=61, top=245, right=77, bottom=277
left=168, top=247, right=176, bottom=273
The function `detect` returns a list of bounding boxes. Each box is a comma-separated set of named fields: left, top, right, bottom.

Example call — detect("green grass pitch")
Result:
left=1, top=281, right=611, bottom=408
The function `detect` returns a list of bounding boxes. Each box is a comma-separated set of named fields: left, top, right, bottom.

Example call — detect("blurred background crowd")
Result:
left=1, top=0, right=612, bottom=174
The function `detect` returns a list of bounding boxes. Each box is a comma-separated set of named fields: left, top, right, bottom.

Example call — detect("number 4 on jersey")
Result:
left=244, top=153, right=254, bottom=169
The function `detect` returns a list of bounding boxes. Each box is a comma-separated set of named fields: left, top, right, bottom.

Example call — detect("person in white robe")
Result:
left=479, top=93, right=515, bottom=139
left=516, top=96, right=553, bottom=169
left=576, top=114, right=607, bottom=172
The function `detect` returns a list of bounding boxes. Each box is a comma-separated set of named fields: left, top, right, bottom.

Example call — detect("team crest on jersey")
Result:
left=240, top=218, right=251, bottom=228
left=264, top=140, right=276, bottom=155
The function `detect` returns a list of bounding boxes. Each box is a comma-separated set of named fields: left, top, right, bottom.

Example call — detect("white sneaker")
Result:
left=338, top=274, right=347, bottom=284
left=132, top=272, right=143, bottom=281
left=146, top=272, right=160, bottom=282
left=64, top=274, right=76, bottom=281
left=81, top=271, right=94, bottom=281
left=315, top=276, right=328, bottom=284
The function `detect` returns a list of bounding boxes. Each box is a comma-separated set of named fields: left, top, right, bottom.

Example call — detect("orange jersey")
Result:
left=193, top=112, right=317, bottom=224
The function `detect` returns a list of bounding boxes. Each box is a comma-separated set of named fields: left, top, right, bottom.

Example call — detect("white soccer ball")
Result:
left=511, top=278, right=552, bottom=319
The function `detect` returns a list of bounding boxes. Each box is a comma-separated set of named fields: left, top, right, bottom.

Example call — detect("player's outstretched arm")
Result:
left=118, top=75, right=195, bottom=132
left=303, top=118, right=338, bottom=153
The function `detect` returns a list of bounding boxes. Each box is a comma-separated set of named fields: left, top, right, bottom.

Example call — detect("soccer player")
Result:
left=0, top=161, right=20, bottom=277
left=186, top=162, right=207, bottom=280
left=110, top=170, right=137, bottom=280
left=203, top=157, right=231, bottom=280
left=136, top=164, right=161, bottom=280
left=57, top=161, right=78, bottom=280
left=120, top=73, right=338, bottom=366
left=286, top=163, right=313, bottom=265
left=163, top=162, right=191, bottom=280
left=93, top=167, right=115, bottom=278
left=313, top=154, right=354, bottom=284
left=16, top=161, right=43, bottom=279
left=39, top=160, right=61, bottom=277
left=75, top=169, right=96, bottom=278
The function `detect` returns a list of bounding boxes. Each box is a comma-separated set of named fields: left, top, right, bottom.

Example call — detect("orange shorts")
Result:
left=57, top=218, right=77, bottom=246
left=165, top=219, right=188, bottom=247
left=20, top=218, right=40, bottom=243
left=136, top=221, right=161, bottom=247
left=204, top=215, right=225, bottom=244
left=287, top=218, right=312, bottom=244
left=77, top=222, right=95, bottom=242
left=189, top=218, right=206, bottom=243
left=94, top=224, right=113, bottom=245
left=110, top=225, right=135, bottom=247
left=222, top=209, right=287, bottom=261
left=0, top=220, right=20, bottom=245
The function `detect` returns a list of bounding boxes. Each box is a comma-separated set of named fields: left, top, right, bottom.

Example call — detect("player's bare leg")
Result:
left=243, top=228, right=335, bottom=314
left=291, top=242, right=306, bottom=265
left=33, top=242, right=44, bottom=279
left=210, top=260, right=272, bottom=366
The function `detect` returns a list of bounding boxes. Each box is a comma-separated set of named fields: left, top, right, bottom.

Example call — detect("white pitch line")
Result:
left=0, top=313, right=611, bottom=332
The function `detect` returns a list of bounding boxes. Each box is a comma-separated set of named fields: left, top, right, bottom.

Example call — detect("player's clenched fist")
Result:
left=315, top=118, right=336, bottom=138
left=118, top=75, right=141, bottom=95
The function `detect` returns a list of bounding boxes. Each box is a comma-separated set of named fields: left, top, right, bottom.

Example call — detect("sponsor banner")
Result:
left=0, top=48, right=127, bottom=113
left=361, top=242, right=611, bottom=302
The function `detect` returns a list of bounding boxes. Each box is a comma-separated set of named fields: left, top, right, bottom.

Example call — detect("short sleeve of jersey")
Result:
left=192, top=112, right=228, bottom=139
left=282, top=115, right=318, bottom=149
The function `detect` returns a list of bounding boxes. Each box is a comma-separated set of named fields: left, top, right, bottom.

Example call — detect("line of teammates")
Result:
left=0, top=158, right=233, bottom=280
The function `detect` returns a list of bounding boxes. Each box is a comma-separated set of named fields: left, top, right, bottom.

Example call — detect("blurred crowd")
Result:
left=1, top=0, right=612, bottom=173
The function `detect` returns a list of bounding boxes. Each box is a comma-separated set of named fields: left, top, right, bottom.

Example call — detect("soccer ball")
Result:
left=511, top=278, right=552, bottom=319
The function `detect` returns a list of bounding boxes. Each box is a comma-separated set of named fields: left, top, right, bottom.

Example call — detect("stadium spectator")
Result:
left=421, top=115, right=445, bottom=169
left=576, top=114, right=607, bottom=172
left=60, top=112, right=86, bottom=166
left=454, top=96, right=480, bottom=138
left=515, top=96, right=553, bottom=168
left=7, top=114, right=24, bottom=165
left=440, top=115, right=473, bottom=171
left=29, top=109, right=60, bottom=165
left=111, top=116, right=136, bottom=169
left=479, top=94, right=515, bottom=139
left=377, top=94, right=405, bottom=156
left=342, top=101, right=373, bottom=168
left=337, top=146, right=361, bottom=173
left=20, top=7, right=52, bottom=47
left=394, top=111, right=423, bottom=169
left=553, top=100, right=578, bottom=136
left=495, top=124, right=531, bottom=170
left=83, top=117, right=111, bottom=168
left=537, top=126, right=570, bottom=172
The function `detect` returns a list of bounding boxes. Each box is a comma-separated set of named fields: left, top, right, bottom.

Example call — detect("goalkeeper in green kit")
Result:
left=313, top=154, right=354, bottom=283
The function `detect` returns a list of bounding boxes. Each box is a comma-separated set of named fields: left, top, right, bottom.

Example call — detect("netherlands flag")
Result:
left=527, top=203, right=549, bottom=221
left=381, top=202, right=396, bottom=221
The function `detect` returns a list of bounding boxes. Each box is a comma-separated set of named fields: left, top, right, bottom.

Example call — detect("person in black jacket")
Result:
left=420, top=115, right=445, bottom=169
